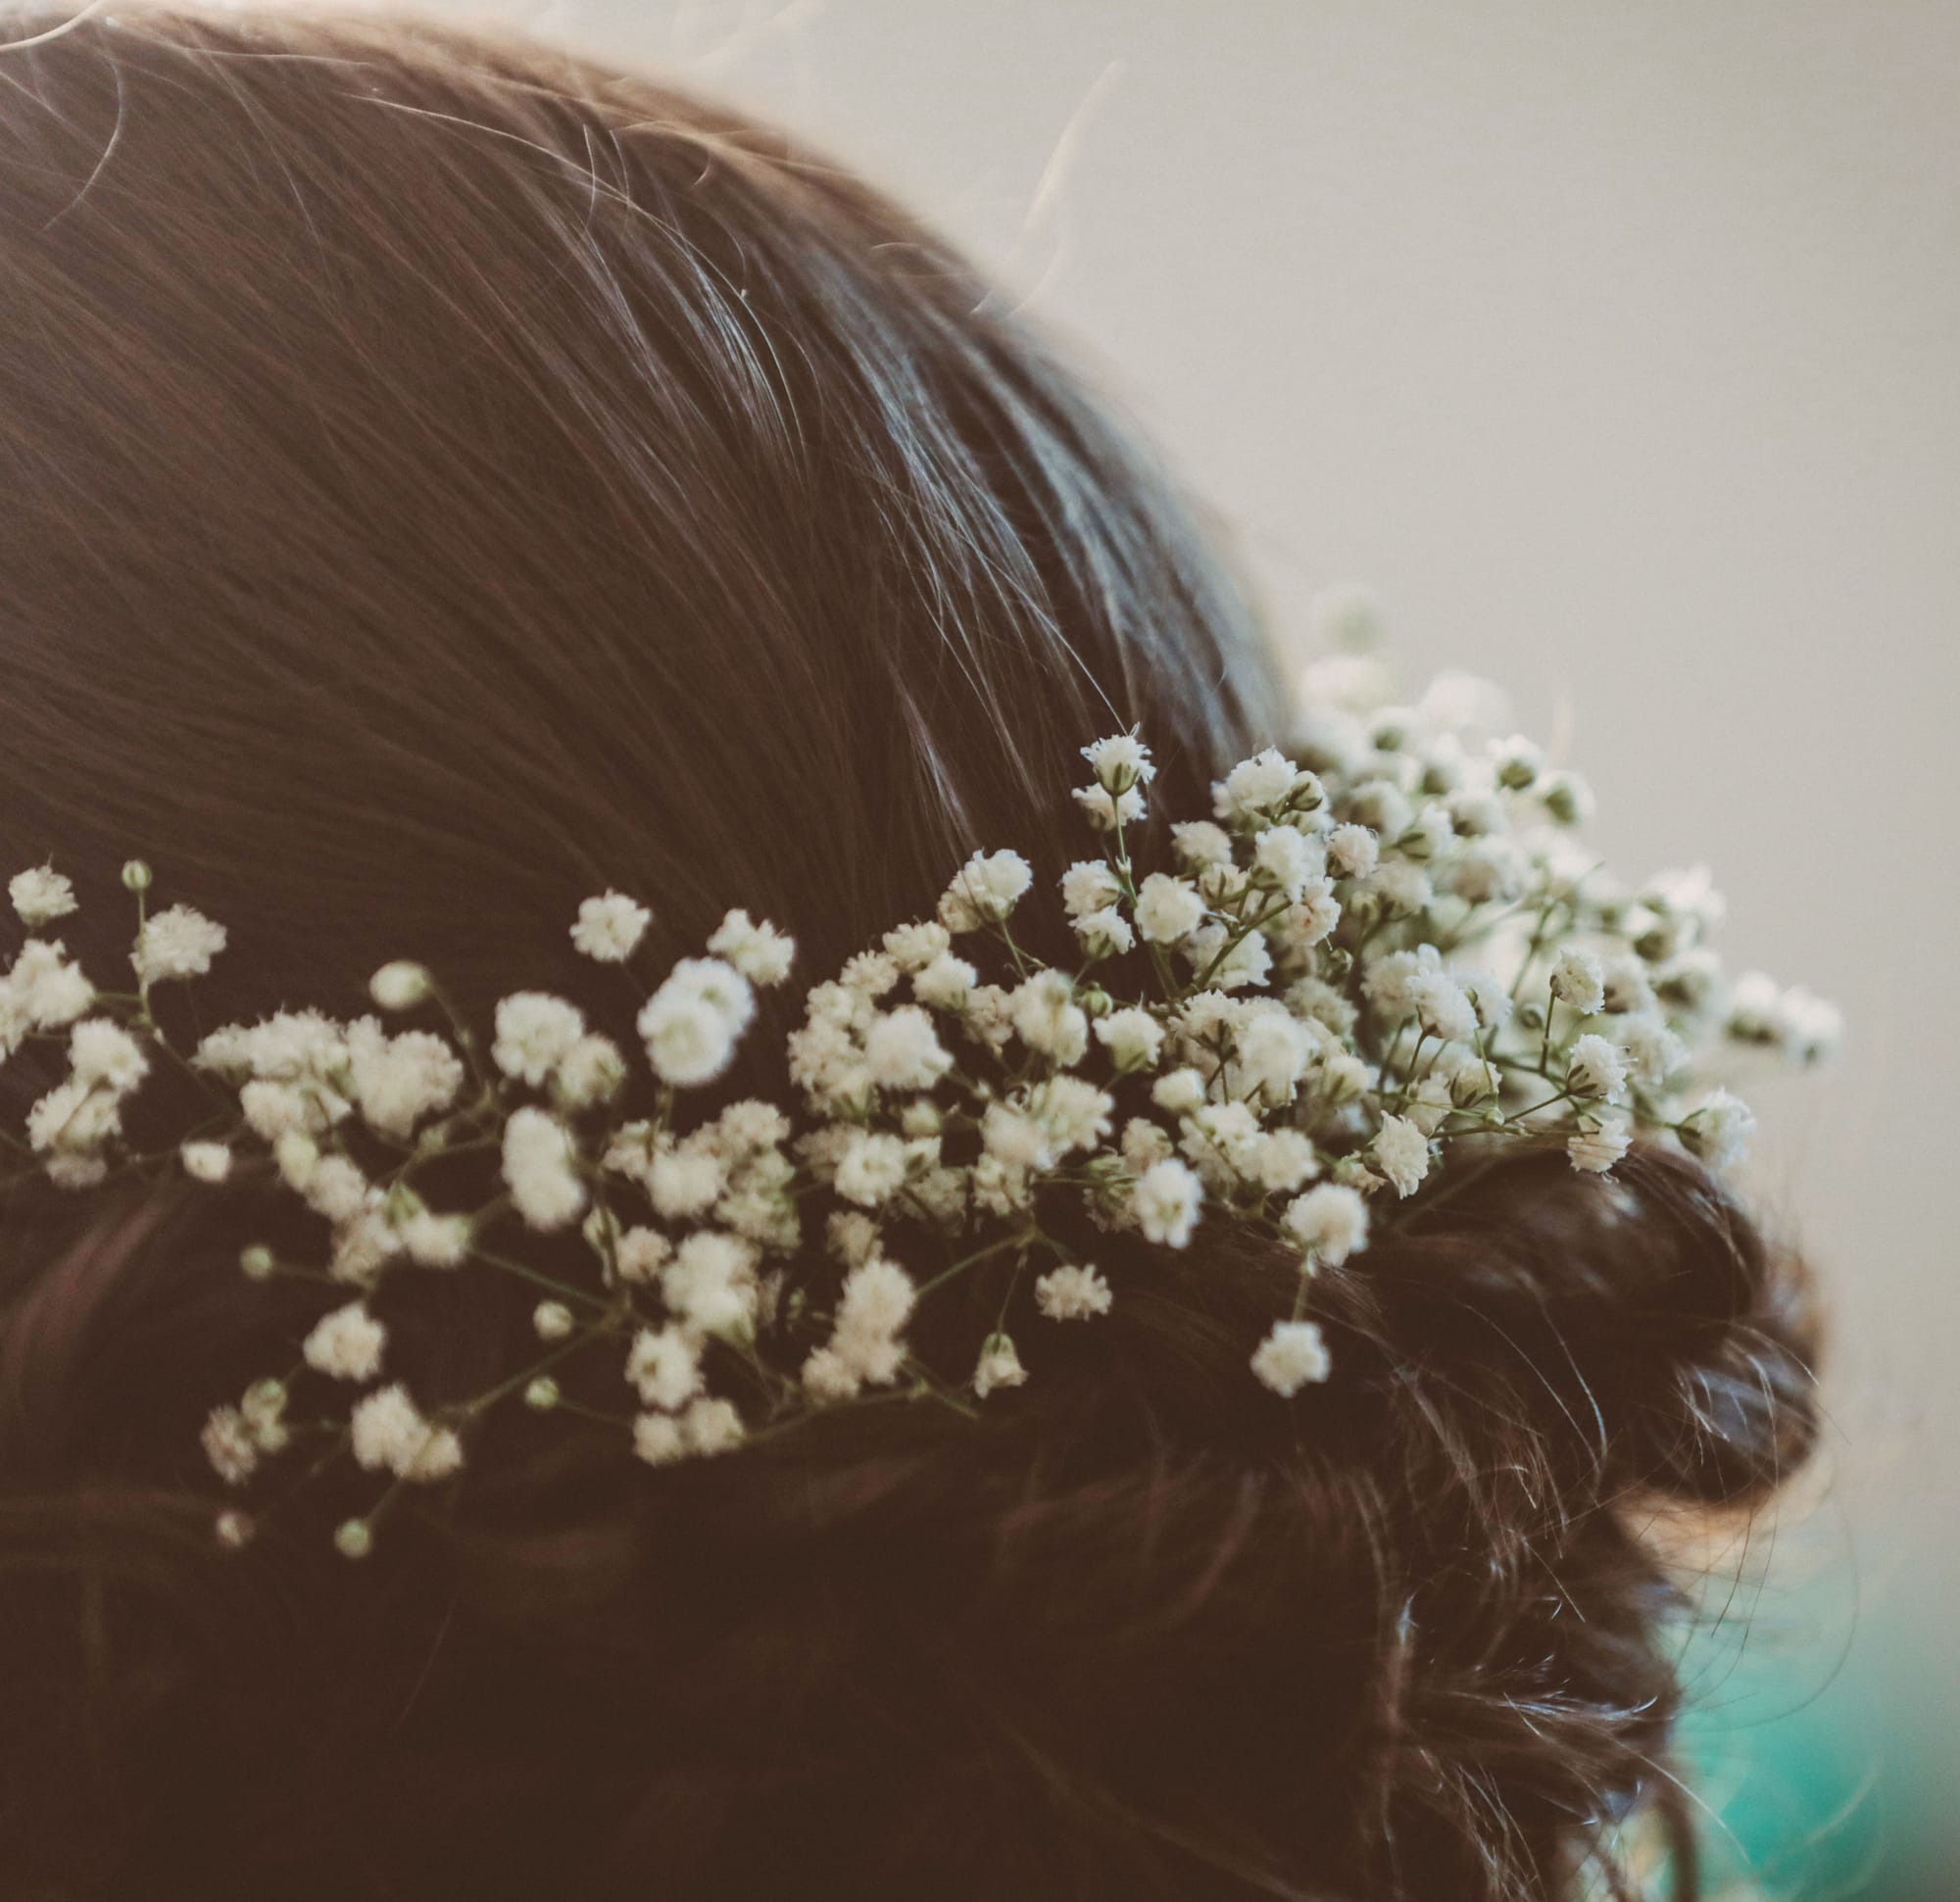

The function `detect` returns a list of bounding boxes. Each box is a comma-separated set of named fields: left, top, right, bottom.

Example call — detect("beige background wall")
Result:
left=364, top=0, right=1960, bottom=1868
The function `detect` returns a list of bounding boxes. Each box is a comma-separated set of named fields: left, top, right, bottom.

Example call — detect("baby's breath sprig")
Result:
left=0, top=655, right=1838, bottom=1554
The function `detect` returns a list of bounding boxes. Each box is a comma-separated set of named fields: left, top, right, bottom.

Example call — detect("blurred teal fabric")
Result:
left=1671, top=1572, right=1939, bottom=1900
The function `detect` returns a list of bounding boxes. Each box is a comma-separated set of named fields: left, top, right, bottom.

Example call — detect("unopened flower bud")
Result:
left=334, top=1519, right=373, bottom=1561
left=120, top=858, right=152, bottom=893
left=369, top=960, right=432, bottom=1010
left=532, top=1300, right=575, bottom=1342
left=523, top=1376, right=561, bottom=1411
left=1540, top=771, right=1592, bottom=826
left=239, top=1244, right=276, bottom=1281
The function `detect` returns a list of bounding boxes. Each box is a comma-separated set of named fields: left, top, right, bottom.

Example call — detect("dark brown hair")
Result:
left=0, top=7, right=1819, bottom=1898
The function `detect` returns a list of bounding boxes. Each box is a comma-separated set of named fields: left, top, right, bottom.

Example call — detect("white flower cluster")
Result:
left=0, top=657, right=1836, bottom=1555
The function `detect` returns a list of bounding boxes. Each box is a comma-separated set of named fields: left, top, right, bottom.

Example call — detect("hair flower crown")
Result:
left=0, top=644, right=1838, bottom=1557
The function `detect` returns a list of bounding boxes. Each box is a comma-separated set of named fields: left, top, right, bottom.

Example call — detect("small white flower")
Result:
left=1549, top=948, right=1606, bottom=1016
left=302, top=1154, right=369, bottom=1226
left=1132, top=1157, right=1203, bottom=1247
left=571, top=891, right=652, bottom=962
left=202, top=1407, right=259, bottom=1487
left=1372, top=1114, right=1431, bottom=1198
left=1252, top=824, right=1321, bottom=901
left=1491, top=734, right=1544, bottom=790
left=1071, top=905, right=1135, bottom=958
left=1325, top=824, right=1380, bottom=879
left=491, top=993, right=586, bottom=1089
left=827, top=1255, right=917, bottom=1385
left=26, top=1076, right=119, bottom=1155
left=1539, top=770, right=1593, bottom=825
left=660, top=1231, right=758, bottom=1336
left=937, top=850, right=1033, bottom=933
left=1060, top=860, right=1124, bottom=919
left=912, top=951, right=977, bottom=1011
left=1008, top=970, right=1089, bottom=1066
left=982, top=1101, right=1053, bottom=1170
left=678, top=1396, right=745, bottom=1457
left=1121, top=1117, right=1175, bottom=1174
left=68, top=1018, right=148, bottom=1094
left=553, top=1033, right=626, bottom=1109
left=708, top=909, right=795, bottom=987
left=1181, top=921, right=1272, bottom=993
left=1095, top=1006, right=1164, bottom=1071
left=1600, top=953, right=1657, bottom=1016
left=1405, top=972, right=1479, bottom=1046
left=863, top=1005, right=954, bottom=1091
left=1081, top=732, right=1155, bottom=794
left=627, top=1325, right=704, bottom=1410
left=11, top=940, right=95, bottom=1027
left=1214, top=749, right=1312, bottom=822
left=1396, top=802, right=1455, bottom=861
left=1250, top=1320, right=1331, bottom=1396
left=1170, top=821, right=1235, bottom=870
left=801, top=1345, right=864, bottom=1402
left=638, top=956, right=754, bottom=1087
left=1245, top=1128, right=1319, bottom=1195
left=1566, top=1033, right=1629, bottom=1103
left=349, top=1384, right=463, bottom=1482
left=180, top=1140, right=232, bottom=1184
left=1152, top=1066, right=1206, bottom=1115
left=1347, top=779, right=1411, bottom=840
left=131, top=904, right=226, bottom=986
left=239, top=1380, right=287, bottom=1452
left=1232, top=1006, right=1312, bottom=1102
left=1133, top=873, right=1205, bottom=945
left=1568, top=1113, right=1632, bottom=1175
left=1072, top=783, right=1148, bottom=830
left=973, top=1331, right=1029, bottom=1398
left=835, top=1130, right=910, bottom=1207
left=501, top=1107, right=587, bottom=1231
left=633, top=1412, right=687, bottom=1466
left=1679, top=1087, right=1755, bottom=1172
left=1035, top=1262, right=1113, bottom=1321
left=1458, top=971, right=1514, bottom=1032
left=1281, top=1183, right=1369, bottom=1266
left=1356, top=859, right=1428, bottom=919
left=647, top=1145, right=726, bottom=1220
left=401, top=1210, right=471, bottom=1268
left=9, top=866, right=75, bottom=927
left=302, top=1301, right=386, bottom=1382
left=882, top=919, right=951, bottom=972
left=1034, top=1075, right=1114, bottom=1153
left=1614, top=1013, right=1688, bottom=1086
left=1778, top=986, right=1843, bottom=1065
left=613, top=1226, right=672, bottom=1285
left=348, top=1022, right=466, bottom=1139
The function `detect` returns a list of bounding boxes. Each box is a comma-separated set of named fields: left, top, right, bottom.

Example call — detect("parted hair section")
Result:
left=0, top=7, right=1819, bottom=1902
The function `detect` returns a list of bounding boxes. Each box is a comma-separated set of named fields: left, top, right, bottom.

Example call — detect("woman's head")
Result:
left=0, top=8, right=1819, bottom=1899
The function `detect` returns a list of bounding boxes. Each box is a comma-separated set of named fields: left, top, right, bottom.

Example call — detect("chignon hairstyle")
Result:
left=0, top=7, right=1819, bottom=1900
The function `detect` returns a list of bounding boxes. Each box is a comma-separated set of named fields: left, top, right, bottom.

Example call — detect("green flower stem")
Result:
left=912, top=1227, right=1033, bottom=1299
left=468, top=1248, right=614, bottom=1315
left=459, top=1331, right=594, bottom=1419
